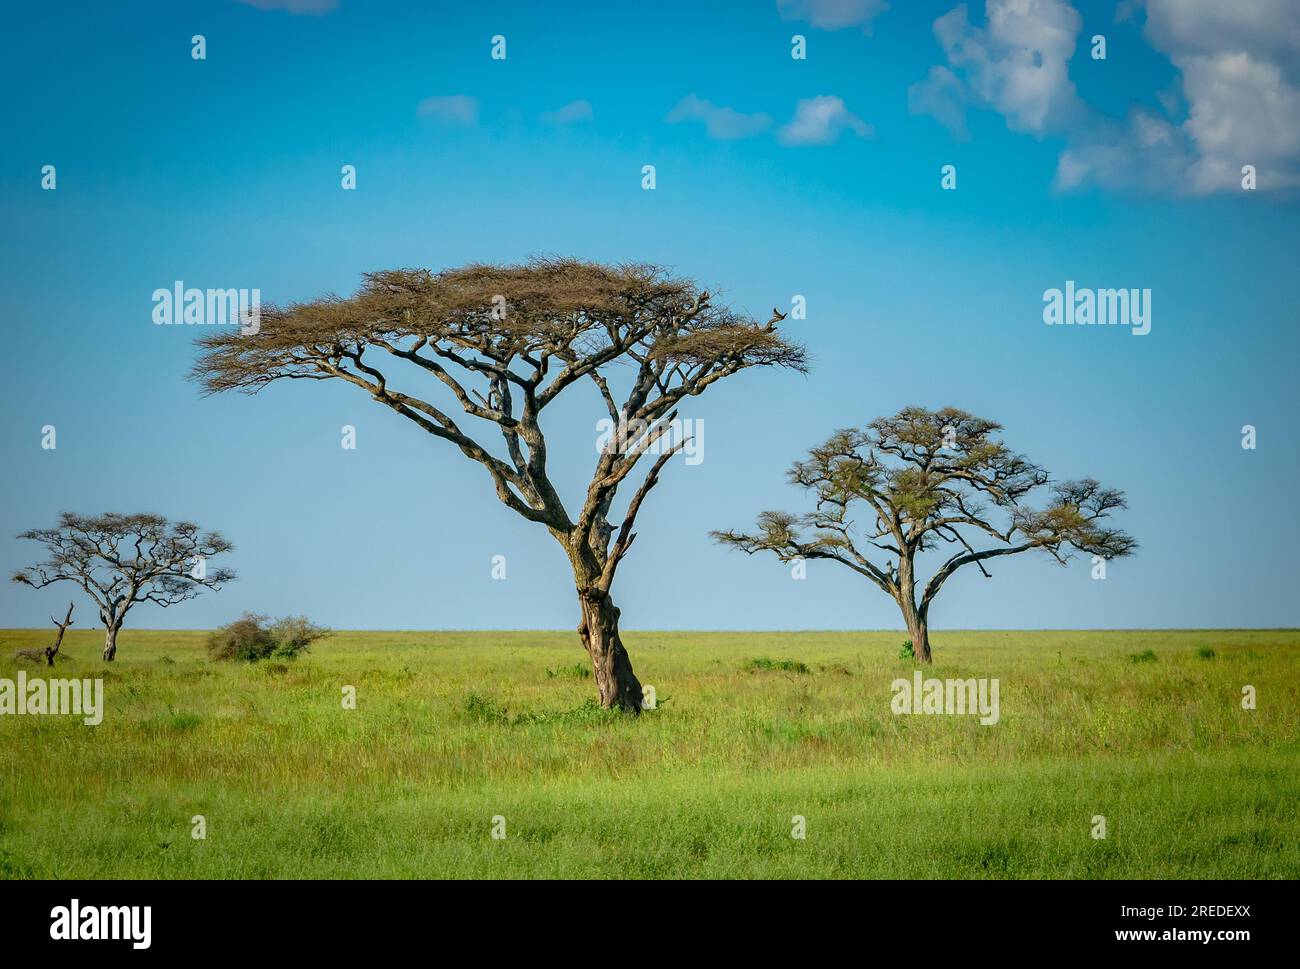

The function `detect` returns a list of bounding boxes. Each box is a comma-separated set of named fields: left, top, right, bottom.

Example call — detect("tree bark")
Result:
left=906, top=615, right=932, bottom=664
left=576, top=587, right=644, bottom=712
left=896, top=558, right=933, bottom=664
left=46, top=602, right=74, bottom=666
left=102, top=623, right=120, bottom=662
left=900, top=599, right=933, bottom=664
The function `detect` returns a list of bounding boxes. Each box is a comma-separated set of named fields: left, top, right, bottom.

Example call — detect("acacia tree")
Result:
left=13, top=513, right=235, bottom=660
left=192, top=258, right=805, bottom=711
left=713, top=407, right=1135, bottom=662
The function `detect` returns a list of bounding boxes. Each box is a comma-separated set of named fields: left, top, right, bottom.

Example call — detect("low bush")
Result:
left=208, top=613, right=330, bottom=662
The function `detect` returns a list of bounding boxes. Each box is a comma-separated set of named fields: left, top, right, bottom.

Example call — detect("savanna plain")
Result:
left=1, top=628, right=1296, bottom=879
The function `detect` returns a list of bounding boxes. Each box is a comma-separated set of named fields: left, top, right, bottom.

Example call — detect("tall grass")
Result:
left=1, top=628, right=1296, bottom=878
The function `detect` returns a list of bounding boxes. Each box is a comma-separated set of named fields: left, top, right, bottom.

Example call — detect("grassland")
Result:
left=1, top=628, right=1297, bottom=879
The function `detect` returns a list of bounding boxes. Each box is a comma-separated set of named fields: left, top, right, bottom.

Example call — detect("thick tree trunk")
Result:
left=102, top=624, right=120, bottom=662
left=896, top=559, right=933, bottom=664
left=576, top=588, right=644, bottom=712
left=907, top=615, right=932, bottom=664
left=900, top=599, right=933, bottom=664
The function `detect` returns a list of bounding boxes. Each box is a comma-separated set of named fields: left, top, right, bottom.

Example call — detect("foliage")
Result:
left=715, top=407, right=1137, bottom=661
left=207, top=613, right=330, bottom=662
left=193, top=258, right=808, bottom=709
left=12, top=512, right=234, bottom=659
left=269, top=616, right=332, bottom=657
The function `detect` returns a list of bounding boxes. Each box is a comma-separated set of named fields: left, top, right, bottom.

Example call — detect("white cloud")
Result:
left=1058, top=0, right=1300, bottom=193
left=911, top=0, right=1300, bottom=194
left=665, top=94, right=772, bottom=140
left=1055, top=109, right=1192, bottom=192
left=778, top=95, right=873, bottom=145
left=235, top=0, right=338, bottom=14
left=908, top=65, right=970, bottom=140
left=417, top=95, right=479, bottom=126
left=777, top=0, right=889, bottom=31
left=1143, top=0, right=1300, bottom=60
left=540, top=100, right=594, bottom=125
left=910, top=0, right=1084, bottom=137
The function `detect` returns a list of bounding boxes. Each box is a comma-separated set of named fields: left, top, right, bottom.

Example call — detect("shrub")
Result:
left=899, top=639, right=915, bottom=660
left=207, top=613, right=276, bottom=662
left=269, top=616, right=331, bottom=658
left=208, top=613, right=331, bottom=662
left=1196, top=646, right=1216, bottom=660
left=1129, top=649, right=1158, bottom=663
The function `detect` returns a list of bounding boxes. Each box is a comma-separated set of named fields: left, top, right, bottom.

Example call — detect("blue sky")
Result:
left=1, top=0, right=1297, bottom=632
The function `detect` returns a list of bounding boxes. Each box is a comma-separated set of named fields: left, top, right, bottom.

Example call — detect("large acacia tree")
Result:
left=713, top=407, right=1135, bottom=662
left=13, top=512, right=235, bottom=660
left=192, top=259, right=805, bottom=711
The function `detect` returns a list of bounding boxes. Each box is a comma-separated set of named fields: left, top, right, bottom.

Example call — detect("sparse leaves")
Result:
left=13, top=512, right=235, bottom=659
left=714, top=406, right=1136, bottom=661
left=193, top=258, right=804, bottom=710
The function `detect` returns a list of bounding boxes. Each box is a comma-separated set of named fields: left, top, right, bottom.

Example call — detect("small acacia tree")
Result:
left=13, top=512, right=235, bottom=660
left=192, top=258, right=805, bottom=711
left=713, top=407, right=1136, bottom=662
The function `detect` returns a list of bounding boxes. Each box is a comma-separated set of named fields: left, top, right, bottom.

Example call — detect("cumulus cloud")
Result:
left=665, top=94, right=772, bottom=139
left=912, top=0, right=1300, bottom=194
left=541, top=100, right=594, bottom=125
left=910, top=0, right=1084, bottom=137
left=417, top=95, right=479, bottom=126
left=778, top=95, right=873, bottom=145
left=235, top=0, right=338, bottom=13
left=777, top=0, right=889, bottom=31
left=1059, top=0, right=1300, bottom=194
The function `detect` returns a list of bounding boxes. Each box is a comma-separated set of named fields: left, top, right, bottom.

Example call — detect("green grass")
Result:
left=1, top=628, right=1297, bottom=879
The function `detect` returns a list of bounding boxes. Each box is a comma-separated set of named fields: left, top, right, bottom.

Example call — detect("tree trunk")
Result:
left=102, top=624, right=120, bottom=662
left=576, top=588, right=644, bottom=712
left=896, top=559, right=933, bottom=664
left=901, top=600, right=933, bottom=664
left=47, top=603, right=74, bottom=666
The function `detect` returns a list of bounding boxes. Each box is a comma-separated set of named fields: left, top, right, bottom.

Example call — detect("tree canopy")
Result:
left=13, top=512, right=235, bottom=659
left=714, top=406, right=1136, bottom=661
left=193, top=258, right=805, bottom=536
left=193, top=257, right=806, bottom=708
